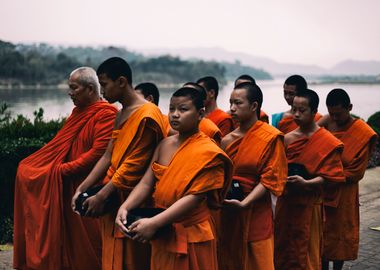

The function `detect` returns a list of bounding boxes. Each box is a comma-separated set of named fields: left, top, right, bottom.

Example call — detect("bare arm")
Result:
left=224, top=183, right=267, bottom=209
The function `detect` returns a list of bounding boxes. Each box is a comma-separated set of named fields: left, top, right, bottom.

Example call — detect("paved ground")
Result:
left=1, top=167, right=380, bottom=269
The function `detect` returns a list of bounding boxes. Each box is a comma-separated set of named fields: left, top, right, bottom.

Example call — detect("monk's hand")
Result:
left=83, top=194, right=105, bottom=217
left=129, top=218, right=158, bottom=243
left=115, top=207, right=129, bottom=236
left=287, top=175, right=307, bottom=186
left=223, top=199, right=246, bottom=209
left=71, top=189, right=82, bottom=215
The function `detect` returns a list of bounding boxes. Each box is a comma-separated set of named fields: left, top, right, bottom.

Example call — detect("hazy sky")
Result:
left=1, top=0, right=379, bottom=68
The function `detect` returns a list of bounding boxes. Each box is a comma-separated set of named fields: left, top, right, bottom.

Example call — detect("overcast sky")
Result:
left=1, top=0, right=379, bottom=68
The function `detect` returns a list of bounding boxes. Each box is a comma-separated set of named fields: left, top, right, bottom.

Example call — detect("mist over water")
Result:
left=2, top=80, right=380, bottom=122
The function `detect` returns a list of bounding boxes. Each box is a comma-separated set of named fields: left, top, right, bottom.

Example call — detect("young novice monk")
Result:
left=319, top=89, right=378, bottom=270
left=219, top=82, right=287, bottom=270
left=115, top=87, right=233, bottom=270
left=275, top=89, right=345, bottom=270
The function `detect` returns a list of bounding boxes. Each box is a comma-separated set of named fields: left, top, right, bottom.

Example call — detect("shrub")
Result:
left=0, top=103, right=64, bottom=244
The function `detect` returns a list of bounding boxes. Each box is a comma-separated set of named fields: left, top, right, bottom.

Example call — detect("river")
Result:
left=1, top=79, right=380, bottom=122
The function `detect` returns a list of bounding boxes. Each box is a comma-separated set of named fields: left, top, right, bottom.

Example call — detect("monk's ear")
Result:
left=209, top=89, right=216, bottom=100
left=250, top=101, right=258, bottom=113
left=348, top=104, right=353, bottom=112
left=146, top=95, right=154, bottom=103
left=118, top=76, right=128, bottom=88
left=198, top=108, right=205, bottom=119
left=86, top=83, right=95, bottom=95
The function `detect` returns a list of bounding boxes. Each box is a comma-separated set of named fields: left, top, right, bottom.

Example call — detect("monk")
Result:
left=318, top=89, right=378, bottom=270
left=234, top=74, right=269, bottom=123
left=218, top=82, right=287, bottom=270
left=272, top=75, right=322, bottom=133
left=274, top=89, right=345, bottom=270
left=135, top=82, right=170, bottom=134
left=196, top=76, right=234, bottom=136
left=115, top=87, right=233, bottom=270
left=71, top=58, right=166, bottom=270
left=13, top=67, right=117, bottom=270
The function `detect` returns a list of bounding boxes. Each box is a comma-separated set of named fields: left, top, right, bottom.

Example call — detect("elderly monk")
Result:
left=115, top=87, right=233, bottom=270
left=196, top=76, right=235, bottom=136
left=71, top=58, right=166, bottom=270
left=272, top=75, right=322, bottom=133
left=218, top=82, right=287, bottom=270
left=275, top=89, right=345, bottom=270
left=13, top=67, right=117, bottom=270
left=318, top=89, right=378, bottom=270
left=234, top=74, right=269, bottom=123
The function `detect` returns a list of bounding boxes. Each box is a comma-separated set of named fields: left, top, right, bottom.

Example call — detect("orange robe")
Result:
left=260, top=110, right=269, bottom=123
left=323, top=119, right=378, bottom=260
left=101, top=102, right=166, bottom=270
left=275, top=128, right=345, bottom=270
left=150, top=132, right=233, bottom=270
left=278, top=112, right=322, bottom=134
left=199, top=118, right=222, bottom=144
left=207, top=108, right=234, bottom=137
left=13, top=101, right=117, bottom=270
left=219, top=121, right=287, bottom=270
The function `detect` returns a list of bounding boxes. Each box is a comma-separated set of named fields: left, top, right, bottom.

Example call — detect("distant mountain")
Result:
left=141, top=47, right=380, bottom=77
left=329, top=60, right=380, bottom=75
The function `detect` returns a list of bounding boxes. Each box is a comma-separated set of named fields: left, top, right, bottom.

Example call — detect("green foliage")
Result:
left=0, top=40, right=273, bottom=86
left=222, top=60, right=273, bottom=81
left=0, top=104, right=64, bottom=244
left=367, top=111, right=380, bottom=135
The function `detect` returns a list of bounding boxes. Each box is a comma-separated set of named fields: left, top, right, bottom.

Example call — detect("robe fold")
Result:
left=275, top=127, right=345, bottom=270
left=199, top=118, right=222, bottom=144
left=101, top=102, right=166, bottom=270
left=219, top=121, right=287, bottom=270
left=207, top=108, right=234, bottom=137
left=150, top=132, right=233, bottom=270
left=323, top=119, right=378, bottom=261
left=278, top=113, right=322, bottom=134
left=14, top=100, right=117, bottom=270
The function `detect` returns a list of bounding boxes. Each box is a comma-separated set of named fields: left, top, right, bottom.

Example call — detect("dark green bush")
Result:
left=367, top=111, right=380, bottom=135
left=0, top=103, right=64, bottom=244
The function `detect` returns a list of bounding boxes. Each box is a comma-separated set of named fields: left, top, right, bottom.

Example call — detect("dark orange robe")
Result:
left=150, top=132, right=233, bottom=270
left=323, top=119, right=378, bottom=260
left=260, top=110, right=269, bottom=123
left=275, top=128, right=345, bottom=270
left=207, top=108, right=234, bottom=137
left=13, top=101, right=117, bottom=270
left=219, top=121, right=287, bottom=270
left=278, top=112, right=322, bottom=134
left=101, top=102, right=166, bottom=270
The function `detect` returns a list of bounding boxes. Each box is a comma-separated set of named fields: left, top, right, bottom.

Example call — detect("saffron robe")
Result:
left=199, top=118, right=222, bottom=144
left=207, top=108, right=234, bottom=137
left=275, top=128, right=345, bottom=270
left=277, top=112, right=322, bottom=134
left=101, top=102, right=166, bottom=270
left=219, top=121, right=287, bottom=270
left=151, top=132, right=233, bottom=270
left=323, top=119, right=378, bottom=260
left=13, top=101, right=117, bottom=270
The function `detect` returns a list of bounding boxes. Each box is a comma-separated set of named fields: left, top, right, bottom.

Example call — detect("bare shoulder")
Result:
left=221, top=128, right=242, bottom=150
left=317, top=114, right=330, bottom=127
left=285, top=129, right=301, bottom=146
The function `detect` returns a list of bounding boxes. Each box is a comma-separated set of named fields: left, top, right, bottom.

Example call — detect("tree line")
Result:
left=0, top=40, right=272, bottom=86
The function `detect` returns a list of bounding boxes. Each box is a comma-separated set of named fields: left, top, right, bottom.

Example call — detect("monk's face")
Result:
left=169, top=96, right=202, bottom=133
left=98, top=73, right=122, bottom=103
left=283, top=84, right=297, bottom=106
left=327, top=104, right=352, bottom=127
left=68, top=73, right=92, bottom=108
left=229, top=88, right=257, bottom=122
left=292, top=96, right=315, bottom=126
